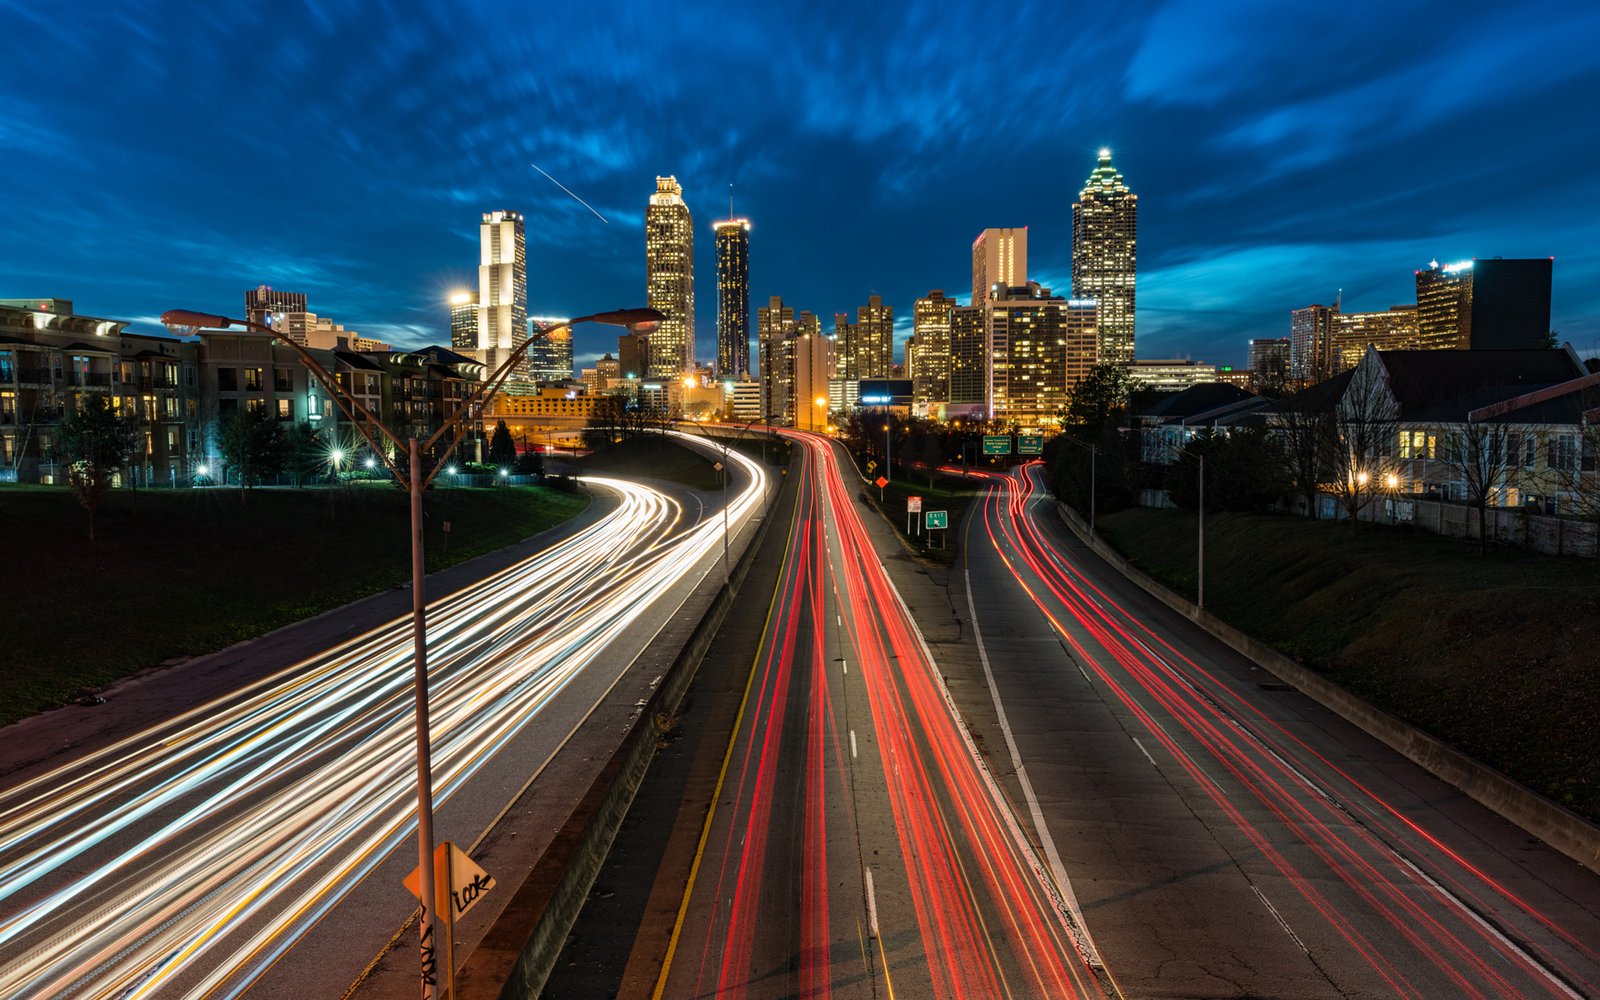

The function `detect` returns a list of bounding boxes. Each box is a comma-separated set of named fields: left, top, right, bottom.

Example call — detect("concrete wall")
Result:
left=1058, top=501, right=1600, bottom=876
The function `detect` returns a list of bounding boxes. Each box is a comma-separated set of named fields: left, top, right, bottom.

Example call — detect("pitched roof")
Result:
left=1140, top=382, right=1259, bottom=422
left=1378, top=349, right=1583, bottom=421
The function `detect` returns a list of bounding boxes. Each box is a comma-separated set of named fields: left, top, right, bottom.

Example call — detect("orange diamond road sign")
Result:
left=875, top=476, right=889, bottom=488
left=405, top=841, right=495, bottom=919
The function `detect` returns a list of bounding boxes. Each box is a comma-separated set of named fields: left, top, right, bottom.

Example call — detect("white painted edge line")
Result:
left=865, top=868, right=880, bottom=940
left=1250, top=884, right=1310, bottom=956
left=850, top=730, right=858, bottom=759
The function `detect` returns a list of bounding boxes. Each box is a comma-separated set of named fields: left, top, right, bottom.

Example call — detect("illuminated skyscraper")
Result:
left=1289, top=303, right=1337, bottom=383
left=714, top=217, right=751, bottom=377
left=949, top=305, right=988, bottom=409
left=758, top=296, right=796, bottom=425
left=793, top=317, right=832, bottom=432
left=834, top=294, right=893, bottom=381
left=972, top=229, right=1027, bottom=305
left=1072, top=149, right=1137, bottom=364
left=476, top=210, right=529, bottom=379
left=1332, top=305, right=1419, bottom=371
left=911, top=290, right=954, bottom=403
left=987, top=283, right=1098, bottom=426
left=245, top=285, right=307, bottom=329
left=526, top=319, right=574, bottom=382
left=449, top=291, right=477, bottom=352
left=646, top=176, right=694, bottom=378
left=1414, top=258, right=1552, bottom=351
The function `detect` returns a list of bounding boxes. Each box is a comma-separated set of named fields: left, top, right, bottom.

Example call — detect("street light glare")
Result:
left=331, top=449, right=345, bottom=464
left=365, top=457, right=376, bottom=468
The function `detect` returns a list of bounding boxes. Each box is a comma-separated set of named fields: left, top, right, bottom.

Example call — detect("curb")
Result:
left=463, top=466, right=791, bottom=1000
left=1055, top=501, right=1600, bottom=877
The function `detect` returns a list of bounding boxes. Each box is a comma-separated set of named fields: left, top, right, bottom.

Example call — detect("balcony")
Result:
left=16, top=369, right=55, bottom=385
left=68, top=373, right=113, bottom=388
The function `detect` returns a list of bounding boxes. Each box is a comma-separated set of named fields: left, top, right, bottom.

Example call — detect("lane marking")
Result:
left=865, top=868, right=880, bottom=939
left=1131, top=736, right=1157, bottom=768
left=964, top=564, right=1105, bottom=972
left=850, top=730, right=858, bottom=759
left=1251, top=884, right=1310, bottom=956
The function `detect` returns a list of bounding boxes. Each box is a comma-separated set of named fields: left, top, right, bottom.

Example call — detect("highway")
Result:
left=653, top=433, right=1106, bottom=1000
left=0, top=436, right=768, bottom=999
left=960, top=461, right=1600, bottom=999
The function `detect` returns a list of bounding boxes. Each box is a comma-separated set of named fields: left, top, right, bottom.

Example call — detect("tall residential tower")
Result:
left=646, top=176, right=695, bottom=378
left=1072, top=149, right=1137, bottom=365
left=714, top=217, right=751, bottom=378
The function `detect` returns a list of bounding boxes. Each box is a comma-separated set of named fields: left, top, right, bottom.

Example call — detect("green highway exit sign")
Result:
left=1017, top=434, right=1044, bottom=455
left=924, top=510, right=948, bottom=530
left=982, top=435, right=1011, bottom=456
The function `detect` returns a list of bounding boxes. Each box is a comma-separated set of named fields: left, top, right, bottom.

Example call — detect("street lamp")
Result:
left=161, top=304, right=660, bottom=999
left=678, top=415, right=775, bottom=587
left=1171, top=441, right=1207, bottom=611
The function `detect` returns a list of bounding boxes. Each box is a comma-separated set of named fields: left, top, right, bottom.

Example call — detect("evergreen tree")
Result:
left=56, top=393, right=133, bottom=542
left=488, top=419, right=517, bottom=468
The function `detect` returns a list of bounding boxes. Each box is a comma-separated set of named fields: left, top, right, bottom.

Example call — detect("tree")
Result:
left=1166, top=428, right=1289, bottom=513
left=488, top=419, right=517, bottom=468
left=283, top=421, right=325, bottom=486
left=1440, top=420, right=1513, bottom=551
left=219, top=406, right=288, bottom=494
left=56, top=393, right=133, bottom=542
left=1326, top=353, right=1400, bottom=529
left=1274, top=403, right=1335, bottom=520
left=1064, top=363, right=1135, bottom=433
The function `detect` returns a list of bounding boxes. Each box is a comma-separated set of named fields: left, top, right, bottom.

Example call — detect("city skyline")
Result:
left=3, top=1, right=1599, bottom=371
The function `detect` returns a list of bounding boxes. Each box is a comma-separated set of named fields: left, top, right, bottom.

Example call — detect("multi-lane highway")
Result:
left=0, top=437, right=767, bottom=999
left=961, top=461, right=1600, bottom=999
left=653, top=433, right=1106, bottom=1000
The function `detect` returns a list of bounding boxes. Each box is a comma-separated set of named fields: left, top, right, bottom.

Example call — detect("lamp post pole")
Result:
left=163, top=305, right=658, bottom=999
left=1170, top=441, right=1206, bottom=611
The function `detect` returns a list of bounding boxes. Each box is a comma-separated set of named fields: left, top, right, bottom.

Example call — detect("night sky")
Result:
left=4, top=0, right=1599, bottom=369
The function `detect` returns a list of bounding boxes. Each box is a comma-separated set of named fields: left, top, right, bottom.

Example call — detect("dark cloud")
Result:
left=1, top=0, right=1595, bottom=366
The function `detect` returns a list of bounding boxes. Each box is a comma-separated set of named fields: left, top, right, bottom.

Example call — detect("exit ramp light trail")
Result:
left=975, top=462, right=1598, bottom=999
left=0, top=446, right=767, bottom=999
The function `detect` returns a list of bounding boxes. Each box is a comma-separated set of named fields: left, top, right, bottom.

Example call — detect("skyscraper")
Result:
left=834, top=294, right=893, bottom=382
left=1332, top=305, right=1419, bottom=371
left=245, top=285, right=308, bottom=329
left=476, top=210, right=529, bottom=379
left=449, top=291, right=477, bottom=352
left=1072, top=149, right=1137, bottom=365
left=972, top=229, right=1027, bottom=305
left=713, top=217, right=751, bottom=378
left=949, top=305, right=988, bottom=410
left=757, top=296, right=796, bottom=425
left=646, top=176, right=694, bottom=378
left=987, top=283, right=1098, bottom=426
left=1290, top=303, right=1337, bottom=384
left=793, top=318, right=833, bottom=432
left=911, top=290, right=954, bottom=404
left=1415, top=258, right=1553, bottom=351
left=526, top=319, right=574, bottom=382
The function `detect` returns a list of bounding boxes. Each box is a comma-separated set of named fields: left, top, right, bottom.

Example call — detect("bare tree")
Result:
left=1441, top=420, right=1513, bottom=551
left=1326, top=353, right=1400, bottom=528
left=1274, top=403, right=1333, bottom=520
left=1549, top=399, right=1600, bottom=526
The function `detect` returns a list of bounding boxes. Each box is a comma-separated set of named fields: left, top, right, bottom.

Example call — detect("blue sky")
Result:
left=3, top=0, right=1598, bottom=368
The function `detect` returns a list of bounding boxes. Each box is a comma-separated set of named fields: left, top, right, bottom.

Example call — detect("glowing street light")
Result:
left=159, top=303, right=660, bottom=998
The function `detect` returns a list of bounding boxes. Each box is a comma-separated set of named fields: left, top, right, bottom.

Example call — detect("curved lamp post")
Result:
left=162, top=305, right=658, bottom=998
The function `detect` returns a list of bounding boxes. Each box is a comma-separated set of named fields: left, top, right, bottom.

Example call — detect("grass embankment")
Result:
left=0, top=483, right=588, bottom=728
left=1098, top=507, right=1600, bottom=821
left=858, top=467, right=984, bottom=564
left=580, top=435, right=722, bottom=490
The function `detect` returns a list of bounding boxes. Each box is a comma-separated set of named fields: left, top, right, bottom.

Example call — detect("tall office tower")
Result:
left=646, top=176, right=695, bottom=378
left=1415, top=258, right=1553, bottom=350
left=618, top=327, right=652, bottom=379
left=757, top=296, right=797, bottom=425
left=987, top=283, right=1098, bottom=426
left=911, top=290, right=955, bottom=403
left=1247, top=337, right=1291, bottom=390
left=1072, top=149, right=1137, bottom=364
left=949, top=305, right=989, bottom=409
left=834, top=294, right=894, bottom=381
left=1289, top=303, right=1337, bottom=383
left=476, top=210, right=529, bottom=378
left=794, top=317, right=833, bottom=432
left=245, top=285, right=308, bottom=329
left=449, top=291, right=478, bottom=352
left=971, top=229, right=1028, bottom=306
left=971, top=229, right=1028, bottom=305
left=526, top=320, right=574, bottom=382
left=713, top=217, right=751, bottom=378
left=1332, top=305, right=1419, bottom=371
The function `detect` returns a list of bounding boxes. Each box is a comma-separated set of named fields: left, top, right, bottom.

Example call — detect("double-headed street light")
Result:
left=161, top=305, right=658, bottom=999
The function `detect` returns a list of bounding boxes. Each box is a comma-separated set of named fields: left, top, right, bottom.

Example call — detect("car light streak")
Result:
left=0, top=444, right=768, bottom=1000
left=975, top=462, right=1596, bottom=999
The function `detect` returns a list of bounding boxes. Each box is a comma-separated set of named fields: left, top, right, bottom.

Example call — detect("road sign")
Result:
left=866, top=460, right=878, bottom=473
left=982, top=435, right=1011, bottom=456
left=925, top=510, right=948, bottom=530
left=875, top=476, right=889, bottom=488
left=1017, top=434, right=1044, bottom=455
left=907, top=496, right=923, bottom=513
left=406, top=841, right=494, bottom=999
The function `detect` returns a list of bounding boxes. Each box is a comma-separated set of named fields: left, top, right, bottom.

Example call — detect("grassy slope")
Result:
left=0, top=483, right=587, bottom=727
left=1098, top=507, right=1600, bottom=820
